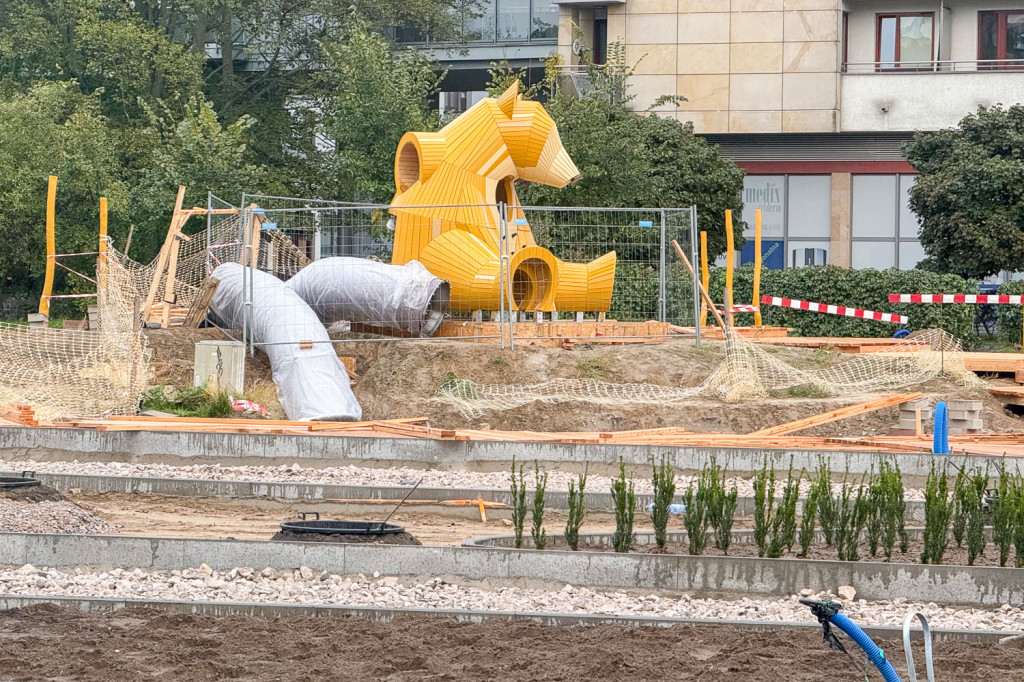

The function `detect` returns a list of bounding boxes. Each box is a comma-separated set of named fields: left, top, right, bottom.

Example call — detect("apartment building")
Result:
left=552, top=1, right=1024, bottom=271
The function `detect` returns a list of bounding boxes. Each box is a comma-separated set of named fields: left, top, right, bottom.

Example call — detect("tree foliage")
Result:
left=904, top=105, right=1024, bottom=279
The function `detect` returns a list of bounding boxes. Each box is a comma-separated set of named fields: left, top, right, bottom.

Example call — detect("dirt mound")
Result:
left=0, top=483, right=66, bottom=503
left=0, top=606, right=1020, bottom=681
left=270, top=529, right=421, bottom=545
left=145, top=328, right=1019, bottom=435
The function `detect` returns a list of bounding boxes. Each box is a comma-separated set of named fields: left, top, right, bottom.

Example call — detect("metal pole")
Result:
left=206, top=191, right=213, bottom=276
left=690, top=206, right=701, bottom=347
left=498, top=202, right=506, bottom=350
left=504, top=203, right=516, bottom=350
left=658, top=210, right=666, bottom=323
left=240, top=192, right=251, bottom=356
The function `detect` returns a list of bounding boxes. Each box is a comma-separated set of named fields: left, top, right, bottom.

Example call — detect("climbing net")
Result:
left=436, top=329, right=984, bottom=417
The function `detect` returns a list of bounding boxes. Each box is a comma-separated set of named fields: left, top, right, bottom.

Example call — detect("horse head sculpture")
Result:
left=389, top=82, right=616, bottom=314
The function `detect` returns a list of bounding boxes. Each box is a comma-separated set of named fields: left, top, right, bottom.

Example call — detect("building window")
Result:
left=739, top=175, right=831, bottom=270
left=876, top=13, right=934, bottom=70
left=979, top=11, right=1024, bottom=69
left=852, top=175, right=923, bottom=271
left=531, top=0, right=558, bottom=39
left=440, top=90, right=487, bottom=116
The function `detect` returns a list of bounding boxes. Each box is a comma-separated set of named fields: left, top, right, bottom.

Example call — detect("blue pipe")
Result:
left=933, top=401, right=949, bottom=455
left=830, top=612, right=902, bottom=682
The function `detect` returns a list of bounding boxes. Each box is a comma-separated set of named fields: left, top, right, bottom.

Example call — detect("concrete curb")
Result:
left=0, top=594, right=1015, bottom=643
left=1, top=532, right=1020, bottom=607
left=0, top=469, right=931, bottom=520
left=0, top=426, right=1002, bottom=477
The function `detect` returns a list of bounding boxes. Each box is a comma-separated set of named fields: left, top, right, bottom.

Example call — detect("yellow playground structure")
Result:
left=389, top=83, right=616, bottom=314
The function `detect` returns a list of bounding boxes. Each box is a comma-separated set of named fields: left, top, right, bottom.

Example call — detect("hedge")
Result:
left=703, top=265, right=978, bottom=341
left=996, top=280, right=1024, bottom=345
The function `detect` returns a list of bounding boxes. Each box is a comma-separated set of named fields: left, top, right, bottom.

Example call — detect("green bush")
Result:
left=996, top=280, right=1024, bottom=345
left=564, top=466, right=588, bottom=552
left=706, top=265, right=978, bottom=341
left=991, top=462, right=1019, bottom=567
left=921, top=460, right=953, bottom=565
left=531, top=462, right=548, bottom=550
left=611, top=459, right=635, bottom=553
left=650, top=455, right=676, bottom=550
left=510, top=457, right=527, bottom=549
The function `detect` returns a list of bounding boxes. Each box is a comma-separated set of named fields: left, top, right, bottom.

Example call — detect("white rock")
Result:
left=799, top=588, right=814, bottom=597
left=837, top=586, right=856, bottom=601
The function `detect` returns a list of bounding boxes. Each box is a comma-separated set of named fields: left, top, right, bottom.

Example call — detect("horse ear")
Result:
left=496, top=81, right=519, bottom=118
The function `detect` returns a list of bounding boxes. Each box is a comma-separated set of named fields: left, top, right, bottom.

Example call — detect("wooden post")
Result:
left=143, top=186, right=187, bottom=322
left=97, top=197, right=108, bottom=299
left=38, top=175, right=57, bottom=317
left=914, top=408, right=923, bottom=437
left=725, top=209, right=735, bottom=327
left=752, top=209, right=763, bottom=327
left=672, top=240, right=726, bottom=330
left=699, top=231, right=709, bottom=328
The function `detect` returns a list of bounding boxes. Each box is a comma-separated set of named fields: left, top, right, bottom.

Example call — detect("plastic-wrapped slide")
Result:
left=286, top=258, right=449, bottom=337
left=209, top=263, right=361, bottom=421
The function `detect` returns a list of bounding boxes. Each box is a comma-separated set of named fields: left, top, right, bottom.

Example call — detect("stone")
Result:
left=199, top=563, right=213, bottom=575
left=837, top=586, right=856, bottom=601
left=298, top=566, right=314, bottom=580
left=799, top=588, right=814, bottom=597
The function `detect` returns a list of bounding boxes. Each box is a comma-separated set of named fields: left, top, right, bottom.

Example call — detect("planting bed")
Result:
left=1, top=604, right=1022, bottom=682
left=0, top=484, right=115, bottom=535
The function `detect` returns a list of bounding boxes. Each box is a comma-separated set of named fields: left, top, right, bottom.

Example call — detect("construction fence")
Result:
left=222, top=195, right=701, bottom=352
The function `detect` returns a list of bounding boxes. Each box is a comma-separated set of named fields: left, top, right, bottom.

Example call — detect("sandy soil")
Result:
left=66, top=491, right=657, bottom=544
left=144, top=328, right=1019, bottom=435
left=0, top=605, right=1021, bottom=682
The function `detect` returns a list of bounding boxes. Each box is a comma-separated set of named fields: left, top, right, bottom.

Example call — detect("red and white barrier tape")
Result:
left=725, top=304, right=759, bottom=313
left=761, top=296, right=907, bottom=325
left=889, top=294, right=1024, bottom=305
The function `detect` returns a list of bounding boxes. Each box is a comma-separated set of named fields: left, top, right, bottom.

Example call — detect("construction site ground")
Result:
left=66, top=491, right=632, bottom=545
left=1, top=605, right=1020, bottom=682
left=146, top=328, right=1021, bottom=435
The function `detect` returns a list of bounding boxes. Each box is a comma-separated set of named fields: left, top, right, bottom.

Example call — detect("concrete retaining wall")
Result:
left=0, top=425, right=998, bottom=477
left=0, top=594, right=1012, bottom=643
left=1, top=532, right=1019, bottom=607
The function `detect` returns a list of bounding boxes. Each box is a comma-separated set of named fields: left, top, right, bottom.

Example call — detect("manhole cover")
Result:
left=280, top=512, right=405, bottom=536
left=0, top=471, right=40, bottom=489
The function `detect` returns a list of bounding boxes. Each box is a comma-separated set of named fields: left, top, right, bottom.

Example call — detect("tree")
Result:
left=126, top=97, right=284, bottom=262
left=500, top=49, right=745, bottom=258
left=904, top=104, right=1024, bottom=279
left=0, top=81, right=127, bottom=304
left=313, top=25, right=444, bottom=202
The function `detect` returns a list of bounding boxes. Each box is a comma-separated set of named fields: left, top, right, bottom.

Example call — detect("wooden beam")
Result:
left=182, top=276, right=220, bottom=328
left=672, top=239, right=726, bottom=330
left=97, top=197, right=108, bottom=299
left=750, top=392, right=924, bottom=437
left=142, top=186, right=187, bottom=321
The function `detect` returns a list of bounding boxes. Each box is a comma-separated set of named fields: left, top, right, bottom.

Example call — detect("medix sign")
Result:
left=744, top=182, right=783, bottom=212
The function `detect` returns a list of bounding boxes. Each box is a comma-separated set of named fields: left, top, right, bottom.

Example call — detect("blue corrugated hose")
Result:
left=830, top=612, right=903, bottom=682
left=933, top=401, right=949, bottom=455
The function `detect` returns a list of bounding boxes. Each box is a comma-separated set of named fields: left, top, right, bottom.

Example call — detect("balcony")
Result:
left=840, top=59, right=1024, bottom=132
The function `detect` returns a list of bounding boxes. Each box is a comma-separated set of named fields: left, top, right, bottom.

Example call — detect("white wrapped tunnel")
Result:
left=286, top=257, right=449, bottom=337
left=209, top=263, right=361, bottom=421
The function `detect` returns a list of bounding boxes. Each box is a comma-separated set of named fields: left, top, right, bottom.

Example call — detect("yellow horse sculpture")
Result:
left=389, top=83, right=616, bottom=314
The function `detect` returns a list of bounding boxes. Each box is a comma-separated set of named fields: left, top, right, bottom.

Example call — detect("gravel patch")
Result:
left=0, top=459, right=926, bottom=500
left=0, top=564, right=1020, bottom=631
left=0, top=500, right=116, bottom=535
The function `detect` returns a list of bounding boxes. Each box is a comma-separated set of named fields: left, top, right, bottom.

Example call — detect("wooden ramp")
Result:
left=960, top=352, right=1024, bottom=375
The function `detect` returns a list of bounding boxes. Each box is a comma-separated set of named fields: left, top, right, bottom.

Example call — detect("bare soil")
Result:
left=144, top=328, right=1018, bottom=435
left=66, top=491, right=628, bottom=545
left=1, top=605, right=1021, bottom=681
left=0, top=483, right=67, bottom=503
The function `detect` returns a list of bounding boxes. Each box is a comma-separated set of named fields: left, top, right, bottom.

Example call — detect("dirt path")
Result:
left=1, top=605, right=1021, bottom=682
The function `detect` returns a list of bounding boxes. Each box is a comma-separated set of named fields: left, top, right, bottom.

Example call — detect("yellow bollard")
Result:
left=753, top=209, right=763, bottom=326
left=38, top=175, right=57, bottom=317
left=725, top=210, right=735, bottom=327
left=699, top=231, right=709, bottom=328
